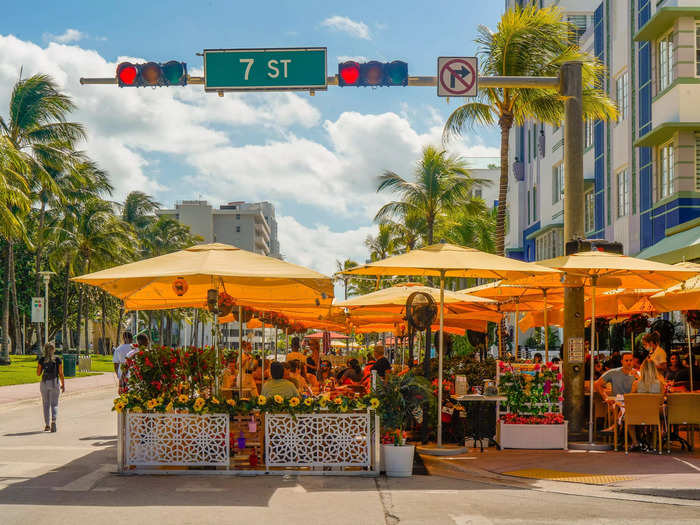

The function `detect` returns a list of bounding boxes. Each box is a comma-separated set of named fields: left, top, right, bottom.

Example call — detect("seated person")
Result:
left=532, top=353, right=543, bottom=365
left=221, top=358, right=238, bottom=399
left=595, top=352, right=636, bottom=403
left=306, top=340, right=320, bottom=376
left=631, top=358, right=665, bottom=393
left=338, top=358, right=362, bottom=385
left=285, top=336, right=305, bottom=363
left=261, top=362, right=300, bottom=400
left=288, top=359, right=310, bottom=394
left=664, top=352, right=686, bottom=382
left=239, top=358, right=259, bottom=398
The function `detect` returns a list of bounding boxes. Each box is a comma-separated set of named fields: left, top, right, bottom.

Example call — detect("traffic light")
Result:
left=565, top=238, right=624, bottom=255
left=115, top=61, right=187, bottom=87
left=337, top=60, right=408, bottom=87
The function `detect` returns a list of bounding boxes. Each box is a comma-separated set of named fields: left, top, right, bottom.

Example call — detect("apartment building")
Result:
left=505, top=0, right=700, bottom=264
left=157, top=200, right=281, bottom=258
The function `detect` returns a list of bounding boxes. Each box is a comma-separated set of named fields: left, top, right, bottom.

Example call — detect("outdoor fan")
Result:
left=405, top=291, right=437, bottom=331
left=467, top=329, right=486, bottom=349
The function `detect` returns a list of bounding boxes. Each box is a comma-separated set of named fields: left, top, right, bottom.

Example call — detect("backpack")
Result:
left=41, top=357, right=59, bottom=382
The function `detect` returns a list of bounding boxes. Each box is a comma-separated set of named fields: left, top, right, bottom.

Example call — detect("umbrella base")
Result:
left=416, top=444, right=468, bottom=456
left=568, top=441, right=612, bottom=451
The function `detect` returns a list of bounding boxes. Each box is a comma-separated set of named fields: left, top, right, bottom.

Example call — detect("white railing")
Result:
left=265, top=412, right=372, bottom=469
left=124, top=413, right=229, bottom=468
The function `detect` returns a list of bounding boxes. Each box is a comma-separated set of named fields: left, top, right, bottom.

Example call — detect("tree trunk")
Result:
left=101, top=291, right=107, bottom=355
left=34, top=200, right=47, bottom=299
left=1, top=242, right=12, bottom=363
left=116, top=303, right=125, bottom=351
left=62, top=261, right=70, bottom=350
left=75, top=284, right=83, bottom=350
left=83, top=286, right=89, bottom=354
left=496, top=115, right=514, bottom=257
left=9, top=243, right=22, bottom=354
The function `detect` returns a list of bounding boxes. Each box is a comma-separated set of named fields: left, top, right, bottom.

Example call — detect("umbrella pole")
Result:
left=275, top=327, right=278, bottom=361
left=262, top=321, right=266, bottom=384
left=687, top=320, right=694, bottom=391
left=214, top=312, right=219, bottom=395
left=588, top=276, right=597, bottom=445
left=543, top=289, right=549, bottom=363
left=238, top=306, right=243, bottom=398
left=437, top=271, right=445, bottom=448
left=285, top=328, right=289, bottom=354
left=498, top=311, right=503, bottom=360
left=514, top=299, right=520, bottom=360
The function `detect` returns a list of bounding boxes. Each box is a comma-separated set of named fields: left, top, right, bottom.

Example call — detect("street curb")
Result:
left=0, top=382, right=117, bottom=413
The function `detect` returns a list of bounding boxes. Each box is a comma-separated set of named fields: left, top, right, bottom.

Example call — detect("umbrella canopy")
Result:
left=305, top=331, right=349, bottom=340
left=72, top=243, right=334, bottom=310
left=649, top=262, right=700, bottom=312
left=343, top=243, right=560, bottom=279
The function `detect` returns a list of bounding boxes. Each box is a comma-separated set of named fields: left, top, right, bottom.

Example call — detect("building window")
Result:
left=527, top=189, right=531, bottom=223
left=236, top=226, right=241, bottom=233
left=567, top=14, right=591, bottom=43
left=658, top=32, right=674, bottom=91
left=616, top=169, right=629, bottom=218
left=658, top=141, right=674, bottom=199
left=473, top=188, right=482, bottom=199
left=585, top=191, right=595, bottom=233
left=552, top=163, right=564, bottom=203
left=584, top=118, right=593, bottom=148
left=532, top=185, right=537, bottom=221
left=535, top=228, right=564, bottom=261
left=696, top=23, right=700, bottom=76
left=615, top=71, right=629, bottom=122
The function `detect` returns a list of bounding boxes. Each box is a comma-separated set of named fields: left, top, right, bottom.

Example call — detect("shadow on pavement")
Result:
left=4, top=431, right=46, bottom=437
left=612, top=488, right=700, bottom=501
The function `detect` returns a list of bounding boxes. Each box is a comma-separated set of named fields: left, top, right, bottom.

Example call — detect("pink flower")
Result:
left=534, top=364, right=541, bottom=371
left=558, top=396, right=564, bottom=402
left=556, top=373, right=562, bottom=381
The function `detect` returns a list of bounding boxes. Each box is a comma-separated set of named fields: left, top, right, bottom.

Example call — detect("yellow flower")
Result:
left=369, top=398, right=380, bottom=409
left=226, top=399, right=236, bottom=407
left=193, top=397, right=206, bottom=411
left=303, top=397, right=313, bottom=407
left=356, top=402, right=366, bottom=410
left=319, top=398, right=327, bottom=408
left=177, top=394, right=189, bottom=403
left=274, top=395, right=284, bottom=404
left=131, top=406, right=143, bottom=413
left=257, top=395, right=267, bottom=406
left=289, top=397, right=300, bottom=407
left=211, top=397, right=220, bottom=405
left=146, top=398, right=160, bottom=410
left=114, top=402, right=126, bottom=413
left=334, top=397, right=343, bottom=405
left=340, top=405, right=348, bottom=413
left=165, top=402, right=174, bottom=412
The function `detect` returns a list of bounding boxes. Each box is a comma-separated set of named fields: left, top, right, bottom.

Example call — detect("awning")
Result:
left=636, top=223, right=700, bottom=264
left=634, top=122, right=700, bottom=148
left=634, top=7, right=700, bottom=42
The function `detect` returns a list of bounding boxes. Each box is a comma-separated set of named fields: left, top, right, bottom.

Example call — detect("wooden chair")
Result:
left=623, top=394, right=664, bottom=454
left=593, top=392, right=611, bottom=442
left=666, top=393, right=700, bottom=453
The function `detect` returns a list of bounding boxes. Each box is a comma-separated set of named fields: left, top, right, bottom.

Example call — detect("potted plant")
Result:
left=373, top=372, right=435, bottom=477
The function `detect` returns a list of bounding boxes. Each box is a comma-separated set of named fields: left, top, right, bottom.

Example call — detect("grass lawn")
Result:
left=0, top=354, right=114, bottom=387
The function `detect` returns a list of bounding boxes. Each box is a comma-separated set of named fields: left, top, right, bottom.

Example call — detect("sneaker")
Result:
left=50, top=422, right=56, bottom=433
left=44, top=425, right=50, bottom=432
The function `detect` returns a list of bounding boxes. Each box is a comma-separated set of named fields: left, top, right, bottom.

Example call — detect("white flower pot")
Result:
left=382, top=444, right=414, bottom=477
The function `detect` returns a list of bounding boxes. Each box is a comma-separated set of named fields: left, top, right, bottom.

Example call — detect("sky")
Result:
left=0, top=0, right=503, bottom=288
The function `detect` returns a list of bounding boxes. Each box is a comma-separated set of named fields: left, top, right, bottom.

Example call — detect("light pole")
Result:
left=39, top=271, right=55, bottom=348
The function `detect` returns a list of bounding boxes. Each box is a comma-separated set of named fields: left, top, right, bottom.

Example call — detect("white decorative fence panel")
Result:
left=265, top=412, right=371, bottom=468
left=126, top=413, right=229, bottom=467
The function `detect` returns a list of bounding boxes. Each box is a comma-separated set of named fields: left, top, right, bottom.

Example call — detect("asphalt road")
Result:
left=0, top=387, right=697, bottom=524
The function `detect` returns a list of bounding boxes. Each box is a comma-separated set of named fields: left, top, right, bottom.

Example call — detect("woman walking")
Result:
left=36, top=343, right=65, bottom=432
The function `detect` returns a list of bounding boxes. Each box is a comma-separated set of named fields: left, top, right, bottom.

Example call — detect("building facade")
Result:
left=157, top=200, right=280, bottom=258
left=505, top=0, right=700, bottom=264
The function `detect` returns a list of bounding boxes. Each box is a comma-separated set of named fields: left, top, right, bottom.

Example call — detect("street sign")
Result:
left=437, top=57, right=477, bottom=97
left=567, top=337, right=584, bottom=363
left=31, top=297, right=45, bottom=324
left=203, top=47, right=327, bottom=92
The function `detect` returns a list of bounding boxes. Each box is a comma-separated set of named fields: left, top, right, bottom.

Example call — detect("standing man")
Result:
left=285, top=336, right=305, bottom=363
left=112, top=332, right=134, bottom=391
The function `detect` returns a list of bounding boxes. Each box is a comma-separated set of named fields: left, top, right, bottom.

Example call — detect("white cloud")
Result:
left=321, top=16, right=371, bottom=40
left=44, top=29, right=86, bottom=44
left=336, top=55, right=369, bottom=64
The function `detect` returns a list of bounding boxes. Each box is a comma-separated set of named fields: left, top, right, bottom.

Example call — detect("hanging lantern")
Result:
left=206, top=288, right=218, bottom=313
left=172, top=277, right=189, bottom=296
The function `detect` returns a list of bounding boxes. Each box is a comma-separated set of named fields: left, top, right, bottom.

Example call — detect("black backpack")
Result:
left=41, top=357, right=59, bottom=381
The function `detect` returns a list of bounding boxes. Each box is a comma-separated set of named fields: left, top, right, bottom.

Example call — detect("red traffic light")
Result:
left=117, top=62, right=138, bottom=86
left=338, top=61, right=360, bottom=86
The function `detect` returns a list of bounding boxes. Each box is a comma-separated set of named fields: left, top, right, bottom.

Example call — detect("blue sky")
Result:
left=0, top=0, right=503, bottom=278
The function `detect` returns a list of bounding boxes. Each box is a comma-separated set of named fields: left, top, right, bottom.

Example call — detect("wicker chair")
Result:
left=666, top=393, right=700, bottom=453
left=623, top=394, right=664, bottom=454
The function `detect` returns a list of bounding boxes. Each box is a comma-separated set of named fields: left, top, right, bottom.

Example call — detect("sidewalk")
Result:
left=420, top=446, right=700, bottom=505
left=0, top=372, right=117, bottom=407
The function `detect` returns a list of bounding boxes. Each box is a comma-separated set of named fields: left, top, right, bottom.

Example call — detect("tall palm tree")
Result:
left=375, top=145, right=484, bottom=246
left=382, top=209, right=427, bottom=254
left=142, top=216, right=200, bottom=257
left=335, top=258, right=359, bottom=299
left=441, top=204, right=497, bottom=254
left=364, top=223, right=396, bottom=262
left=121, top=191, right=161, bottom=233
left=443, top=5, right=617, bottom=255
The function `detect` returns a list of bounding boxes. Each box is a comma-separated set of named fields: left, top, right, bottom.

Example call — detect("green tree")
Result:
left=440, top=204, right=497, bottom=254
left=121, top=191, right=161, bottom=234
left=375, top=145, right=484, bottom=246
left=443, top=5, right=617, bottom=255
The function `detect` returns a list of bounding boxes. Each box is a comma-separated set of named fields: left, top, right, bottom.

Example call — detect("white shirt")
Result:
left=113, top=343, right=135, bottom=378
left=649, top=346, right=667, bottom=367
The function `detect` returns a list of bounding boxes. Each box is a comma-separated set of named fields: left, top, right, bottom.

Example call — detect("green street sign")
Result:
left=203, top=47, right=327, bottom=92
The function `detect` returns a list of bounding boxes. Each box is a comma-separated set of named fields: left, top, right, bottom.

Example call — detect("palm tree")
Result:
left=382, top=209, right=426, bottom=254
left=375, top=145, right=484, bottom=246
left=142, top=216, right=200, bottom=257
left=121, top=191, right=161, bottom=233
left=443, top=5, right=617, bottom=255
left=364, top=223, right=396, bottom=262
left=335, top=258, right=359, bottom=299
left=441, top=204, right=497, bottom=254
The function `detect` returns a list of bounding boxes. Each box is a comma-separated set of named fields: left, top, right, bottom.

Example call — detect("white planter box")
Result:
left=498, top=421, right=568, bottom=450
left=382, top=444, right=414, bottom=477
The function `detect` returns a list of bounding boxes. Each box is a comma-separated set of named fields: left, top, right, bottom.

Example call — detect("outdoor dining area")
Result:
left=71, top=241, right=700, bottom=476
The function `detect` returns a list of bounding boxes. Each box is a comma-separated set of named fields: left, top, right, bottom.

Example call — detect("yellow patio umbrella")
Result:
left=342, top=242, right=559, bottom=450
left=537, top=251, right=700, bottom=447
left=73, top=243, right=334, bottom=311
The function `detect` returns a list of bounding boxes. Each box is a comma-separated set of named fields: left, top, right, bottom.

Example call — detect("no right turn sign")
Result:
left=437, top=57, right=478, bottom=97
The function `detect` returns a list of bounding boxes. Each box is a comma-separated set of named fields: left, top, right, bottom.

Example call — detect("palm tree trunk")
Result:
left=496, top=115, right=514, bottom=257
left=75, top=284, right=83, bottom=350
left=83, top=286, right=89, bottom=353
left=116, top=303, right=125, bottom=349
left=9, top=243, right=23, bottom=354
left=62, top=261, right=70, bottom=350
left=100, top=291, right=107, bottom=355
left=34, top=200, right=47, bottom=299
left=1, top=242, right=12, bottom=364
